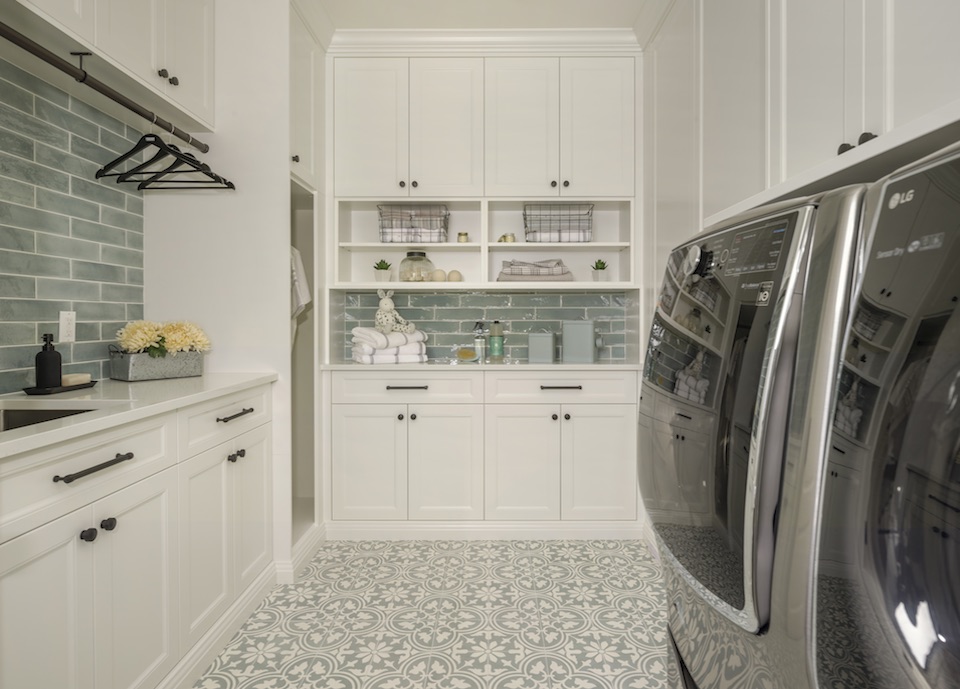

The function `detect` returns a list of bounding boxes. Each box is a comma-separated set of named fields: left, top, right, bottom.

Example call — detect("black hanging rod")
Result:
left=0, top=20, right=209, bottom=153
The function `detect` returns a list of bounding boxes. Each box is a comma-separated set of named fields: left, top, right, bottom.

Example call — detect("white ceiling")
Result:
left=314, top=0, right=652, bottom=32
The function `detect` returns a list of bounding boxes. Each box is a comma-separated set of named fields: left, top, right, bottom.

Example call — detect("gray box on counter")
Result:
left=561, top=320, right=598, bottom=363
left=527, top=332, right=556, bottom=363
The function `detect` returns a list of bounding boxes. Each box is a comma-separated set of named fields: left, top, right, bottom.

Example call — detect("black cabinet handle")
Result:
left=54, top=452, right=134, bottom=484
left=399, top=181, right=406, bottom=188
left=80, top=528, right=98, bottom=542
left=227, top=449, right=246, bottom=463
left=158, top=68, right=169, bottom=78
left=168, top=75, right=179, bottom=86
left=833, top=445, right=846, bottom=454
left=563, top=180, right=570, bottom=187
left=100, top=517, right=117, bottom=531
left=540, top=385, right=582, bottom=390
left=410, top=413, right=417, bottom=420
left=858, top=132, right=877, bottom=145
left=564, top=413, right=571, bottom=420
left=386, top=385, right=428, bottom=390
left=676, top=413, right=692, bottom=420
left=411, top=181, right=418, bottom=188
left=398, top=413, right=404, bottom=421
left=551, top=181, right=558, bottom=188
left=217, top=407, right=254, bottom=423
left=552, top=414, right=559, bottom=420
left=837, top=142, right=855, bottom=155
left=292, top=155, right=300, bottom=163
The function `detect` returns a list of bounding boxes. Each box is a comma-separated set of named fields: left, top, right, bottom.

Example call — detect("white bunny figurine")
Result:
left=374, top=289, right=416, bottom=334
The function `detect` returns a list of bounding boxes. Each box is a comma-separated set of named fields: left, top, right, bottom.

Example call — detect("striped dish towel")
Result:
left=351, top=341, right=426, bottom=356
left=351, top=327, right=427, bottom=349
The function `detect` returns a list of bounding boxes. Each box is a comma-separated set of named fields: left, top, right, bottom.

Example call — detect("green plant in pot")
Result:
left=374, top=259, right=392, bottom=282
left=591, top=259, right=608, bottom=281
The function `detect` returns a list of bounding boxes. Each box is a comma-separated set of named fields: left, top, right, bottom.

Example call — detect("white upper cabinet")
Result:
left=290, top=6, right=321, bottom=187
left=334, top=57, right=484, bottom=197
left=771, top=0, right=960, bottom=186
left=485, top=57, right=635, bottom=197
left=21, top=0, right=96, bottom=42
left=95, top=0, right=215, bottom=127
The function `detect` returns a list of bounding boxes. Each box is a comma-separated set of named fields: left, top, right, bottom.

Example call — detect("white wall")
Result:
left=144, top=0, right=293, bottom=572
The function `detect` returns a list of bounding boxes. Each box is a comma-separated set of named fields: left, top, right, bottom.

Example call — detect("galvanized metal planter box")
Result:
left=109, top=349, right=203, bottom=381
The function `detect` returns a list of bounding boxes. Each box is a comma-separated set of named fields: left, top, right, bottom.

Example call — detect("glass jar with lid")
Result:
left=399, top=251, right=435, bottom=282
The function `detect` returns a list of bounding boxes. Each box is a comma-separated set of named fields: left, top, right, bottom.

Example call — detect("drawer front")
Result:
left=332, top=371, right=483, bottom=404
left=179, top=386, right=272, bottom=458
left=652, top=395, right=714, bottom=434
left=484, top=371, right=637, bottom=404
left=0, top=412, right=177, bottom=543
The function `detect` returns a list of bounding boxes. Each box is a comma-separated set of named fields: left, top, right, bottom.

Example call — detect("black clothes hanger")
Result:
left=96, top=133, right=234, bottom=190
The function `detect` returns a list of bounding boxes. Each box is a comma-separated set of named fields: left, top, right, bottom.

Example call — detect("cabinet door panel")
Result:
left=233, top=425, right=272, bottom=592
left=408, top=404, right=483, bottom=520
left=409, top=58, right=484, bottom=196
left=95, top=0, right=160, bottom=85
left=178, top=446, right=231, bottom=650
left=291, top=7, right=318, bottom=185
left=24, top=0, right=95, bottom=42
left=560, top=404, right=637, bottom=520
left=0, top=507, right=95, bottom=689
left=484, top=57, right=560, bottom=196
left=560, top=57, right=635, bottom=197
left=94, top=469, right=178, bottom=689
left=163, top=0, right=214, bottom=124
left=484, top=405, right=560, bottom=520
left=334, top=58, right=409, bottom=197
left=332, top=405, right=408, bottom=519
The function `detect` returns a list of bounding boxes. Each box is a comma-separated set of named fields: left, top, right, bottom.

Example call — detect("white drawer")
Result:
left=0, top=412, right=177, bottom=543
left=652, top=395, right=714, bottom=434
left=484, top=371, right=637, bottom=404
left=178, top=385, right=272, bottom=458
left=332, top=371, right=483, bottom=404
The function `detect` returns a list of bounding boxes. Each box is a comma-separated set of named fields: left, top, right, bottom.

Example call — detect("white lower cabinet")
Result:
left=0, top=468, right=179, bottom=689
left=484, top=404, right=637, bottom=521
left=331, top=404, right=484, bottom=520
left=178, top=424, right=271, bottom=650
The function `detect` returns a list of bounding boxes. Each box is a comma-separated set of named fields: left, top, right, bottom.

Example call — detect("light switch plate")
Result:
left=59, top=311, right=76, bottom=343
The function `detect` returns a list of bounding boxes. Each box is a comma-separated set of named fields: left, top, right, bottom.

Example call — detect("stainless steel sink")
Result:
left=0, top=408, right=93, bottom=432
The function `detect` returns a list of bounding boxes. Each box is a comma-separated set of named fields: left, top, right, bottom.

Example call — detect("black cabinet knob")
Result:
left=552, top=414, right=559, bottom=420
left=837, top=142, right=855, bottom=155
left=411, top=181, right=418, bottom=188
left=168, top=76, right=179, bottom=86
left=228, top=452, right=239, bottom=462
left=857, top=132, right=877, bottom=145
left=158, top=68, right=169, bottom=78
left=410, top=413, right=417, bottom=420
left=562, top=180, right=570, bottom=187
left=564, top=413, right=571, bottom=420
left=398, top=413, right=404, bottom=420
left=80, top=528, right=98, bottom=542
left=292, top=155, right=300, bottom=163
left=551, top=181, right=558, bottom=188
left=100, top=517, right=117, bottom=531
left=399, top=181, right=406, bottom=188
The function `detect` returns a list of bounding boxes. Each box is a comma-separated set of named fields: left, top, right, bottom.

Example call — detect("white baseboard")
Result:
left=291, top=521, right=327, bottom=576
left=324, top=520, right=646, bottom=541
left=160, top=564, right=278, bottom=689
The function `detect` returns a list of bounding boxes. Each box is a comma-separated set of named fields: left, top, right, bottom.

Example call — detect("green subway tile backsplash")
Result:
left=341, top=290, right=629, bottom=363
left=0, top=57, right=143, bottom=393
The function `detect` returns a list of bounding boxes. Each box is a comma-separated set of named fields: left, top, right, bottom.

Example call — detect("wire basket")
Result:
left=522, top=203, right=594, bottom=242
left=378, top=204, right=449, bottom=243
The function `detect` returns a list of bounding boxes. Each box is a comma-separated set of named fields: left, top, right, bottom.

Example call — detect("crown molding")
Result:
left=326, top=28, right=642, bottom=54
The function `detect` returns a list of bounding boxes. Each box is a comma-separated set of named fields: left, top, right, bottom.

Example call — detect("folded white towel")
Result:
left=351, top=341, right=426, bottom=356
left=352, top=350, right=429, bottom=364
left=351, top=327, right=427, bottom=350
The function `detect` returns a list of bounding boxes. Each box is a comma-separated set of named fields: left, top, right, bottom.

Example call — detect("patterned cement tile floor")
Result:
left=192, top=540, right=668, bottom=689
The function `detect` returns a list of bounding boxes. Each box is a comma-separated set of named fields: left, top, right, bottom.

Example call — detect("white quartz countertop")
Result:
left=323, top=361, right=642, bottom=371
left=0, top=373, right=277, bottom=459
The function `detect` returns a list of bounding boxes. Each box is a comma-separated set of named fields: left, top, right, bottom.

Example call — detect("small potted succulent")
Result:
left=591, top=259, right=608, bottom=281
left=374, top=259, right=392, bottom=282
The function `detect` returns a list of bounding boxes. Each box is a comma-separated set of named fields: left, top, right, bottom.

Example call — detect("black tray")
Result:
left=23, top=380, right=98, bottom=395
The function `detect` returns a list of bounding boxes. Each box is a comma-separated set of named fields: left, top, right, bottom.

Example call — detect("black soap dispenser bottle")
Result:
left=35, top=333, right=62, bottom=389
